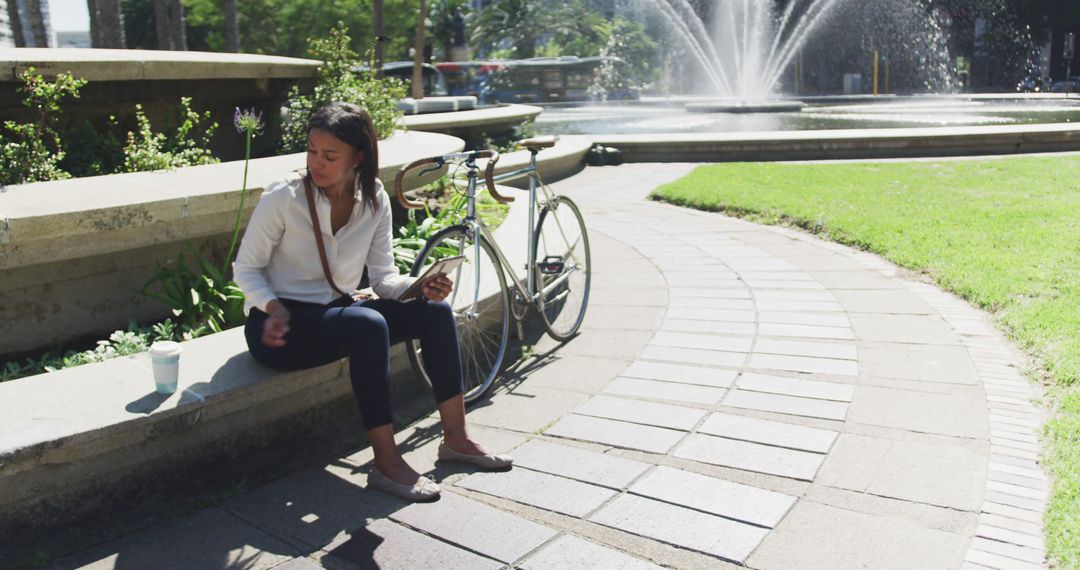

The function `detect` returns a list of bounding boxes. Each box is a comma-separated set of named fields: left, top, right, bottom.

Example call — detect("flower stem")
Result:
left=223, top=129, right=252, bottom=277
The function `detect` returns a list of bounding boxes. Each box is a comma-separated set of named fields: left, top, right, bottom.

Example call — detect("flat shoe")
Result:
left=437, top=441, right=513, bottom=470
left=367, top=468, right=441, bottom=501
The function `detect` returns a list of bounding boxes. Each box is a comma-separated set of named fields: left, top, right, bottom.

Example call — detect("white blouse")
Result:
left=234, top=171, right=415, bottom=314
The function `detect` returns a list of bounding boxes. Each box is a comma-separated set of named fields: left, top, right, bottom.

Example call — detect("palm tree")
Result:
left=471, top=0, right=583, bottom=58
left=88, top=0, right=125, bottom=48
left=374, top=0, right=385, bottom=76
left=7, top=0, right=26, bottom=47
left=224, top=0, right=238, bottom=52
left=153, top=0, right=186, bottom=50
left=412, top=0, right=428, bottom=99
left=430, top=0, right=468, bottom=60
left=24, top=0, right=48, bottom=46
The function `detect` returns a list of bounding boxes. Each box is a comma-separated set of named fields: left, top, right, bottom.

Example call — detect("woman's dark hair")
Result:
left=307, top=101, right=380, bottom=211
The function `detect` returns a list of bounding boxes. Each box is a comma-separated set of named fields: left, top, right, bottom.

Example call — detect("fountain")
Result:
left=647, top=0, right=844, bottom=112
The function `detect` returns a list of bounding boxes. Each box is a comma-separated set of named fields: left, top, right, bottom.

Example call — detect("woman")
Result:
left=234, top=101, right=511, bottom=502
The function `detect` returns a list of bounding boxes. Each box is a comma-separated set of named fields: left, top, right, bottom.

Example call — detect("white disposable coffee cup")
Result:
left=149, top=341, right=181, bottom=394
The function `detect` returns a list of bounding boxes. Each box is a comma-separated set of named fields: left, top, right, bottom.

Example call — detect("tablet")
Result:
left=398, top=254, right=467, bottom=300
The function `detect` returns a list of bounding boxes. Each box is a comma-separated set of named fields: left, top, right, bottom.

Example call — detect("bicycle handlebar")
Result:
left=394, top=149, right=512, bottom=210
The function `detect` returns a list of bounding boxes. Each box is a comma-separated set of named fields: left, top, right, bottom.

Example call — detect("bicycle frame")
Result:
left=458, top=151, right=558, bottom=309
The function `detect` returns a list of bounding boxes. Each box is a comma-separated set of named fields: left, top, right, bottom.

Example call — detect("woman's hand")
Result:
left=262, top=300, right=290, bottom=347
left=422, top=274, right=454, bottom=303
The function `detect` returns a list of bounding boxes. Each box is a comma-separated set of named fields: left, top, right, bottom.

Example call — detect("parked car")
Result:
left=1049, top=77, right=1080, bottom=93
left=1016, top=76, right=1046, bottom=92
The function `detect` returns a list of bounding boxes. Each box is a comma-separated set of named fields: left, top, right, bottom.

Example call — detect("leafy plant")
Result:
left=0, top=68, right=85, bottom=185
left=0, top=319, right=185, bottom=383
left=138, top=108, right=261, bottom=336
left=140, top=247, right=246, bottom=335
left=282, top=22, right=406, bottom=151
left=61, top=117, right=124, bottom=177
left=122, top=98, right=219, bottom=173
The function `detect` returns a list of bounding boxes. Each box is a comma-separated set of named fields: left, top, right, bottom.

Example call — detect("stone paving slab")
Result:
left=723, top=389, right=850, bottom=420
left=736, top=372, right=856, bottom=402
left=318, top=518, right=502, bottom=570
left=510, top=439, right=651, bottom=489
left=389, top=492, right=557, bottom=564
left=758, top=311, right=852, bottom=327
left=698, top=411, right=838, bottom=453
left=749, top=500, right=969, bottom=570
left=603, top=377, right=727, bottom=405
left=753, top=338, right=858, bottom=361
left=641, top=345, right=747, bottom=368
left=817, top=434, right=987, bottom=511
left=52, top=507, right=298, bottom=570
left=573, top=395, right=708, bottom=431
left=519, top=535, right=663, bottom=570
left=456, top=467, right=616, bottom=517
left=588, top=494, right=769, bottom=563
left=544, top=413, right=686, bottom=454
left=673, top=433, right=826, bottom=481
left=748, top=353, right=859, bottom=376
left=649, top=331, right=754, bottom=353
left=629, top=465, right=797, bottom=528
left=620, top=360, right=738, bottom=388
left=757, top=322, right=855, bottom=340
left=660, top=318, right=757, bottom=335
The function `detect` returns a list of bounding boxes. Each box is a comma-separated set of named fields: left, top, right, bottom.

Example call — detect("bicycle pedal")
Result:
left=538, top=256, right=564, bottom=275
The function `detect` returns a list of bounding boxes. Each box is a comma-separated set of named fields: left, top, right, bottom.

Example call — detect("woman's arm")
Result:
left=234, top=179, right=288, bottom=313
left=366, top=189, right=417, bottom=300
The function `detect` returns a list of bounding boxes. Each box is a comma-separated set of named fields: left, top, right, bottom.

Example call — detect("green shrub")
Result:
left=123, top=98, right=219, bottom=172
left=282, top=22, right=406, bottom=151
left=0, top=68, right=85, bottom=185
left=61, top=117, right=124, bottom=177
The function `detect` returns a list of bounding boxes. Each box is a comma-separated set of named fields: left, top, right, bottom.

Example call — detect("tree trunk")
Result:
left=412, top=0, right=428, bottom=99
left=8, top=0, right=26, bottom=47
left=107, top=0, right=125, bottom=47
left=224, top=0, right=239, bottom=52
left=92, top=0, right=125, bottom=48
left=373, top=0, right=384, bottom=78
left=25, top=0, right=48, bottom=46
left=154, top=0, right=187, bottom=50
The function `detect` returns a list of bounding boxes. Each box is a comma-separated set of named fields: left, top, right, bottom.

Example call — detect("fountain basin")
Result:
left=686, top=100, right=806, bottom=114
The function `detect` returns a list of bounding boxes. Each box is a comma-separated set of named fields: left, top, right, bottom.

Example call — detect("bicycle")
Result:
left=393, top=137, right=591, bottom=403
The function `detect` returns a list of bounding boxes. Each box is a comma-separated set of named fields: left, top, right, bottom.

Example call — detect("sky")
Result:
left=49, top=0, right=91, bottom=32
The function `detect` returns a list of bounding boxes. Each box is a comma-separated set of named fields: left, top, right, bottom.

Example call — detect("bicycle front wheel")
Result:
left=533, top=195, right=591, bottom=341
left=406, top=224, right=510, bottom=404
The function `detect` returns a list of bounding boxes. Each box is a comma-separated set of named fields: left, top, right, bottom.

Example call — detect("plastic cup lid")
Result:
left=149, top=340, right=182, bottom=358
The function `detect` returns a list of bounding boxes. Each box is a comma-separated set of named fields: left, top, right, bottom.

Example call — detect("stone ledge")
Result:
left=592, top=123, right=1080, bottom=162
left=0, top=48, right=320, bottom=82
left=0, top=138, right=584, bottom=542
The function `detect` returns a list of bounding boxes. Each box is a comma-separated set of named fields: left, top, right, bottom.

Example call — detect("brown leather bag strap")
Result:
left=302, top=173, right=349, bottom=298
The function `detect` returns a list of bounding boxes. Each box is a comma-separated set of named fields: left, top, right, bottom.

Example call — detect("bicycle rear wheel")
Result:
left=406, top=224, right=510, bottom=404
left=532, top=195, right=591, bottom=341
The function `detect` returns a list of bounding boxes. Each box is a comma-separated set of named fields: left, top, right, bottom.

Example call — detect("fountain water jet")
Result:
left=648, top=0, right=845, bottom=107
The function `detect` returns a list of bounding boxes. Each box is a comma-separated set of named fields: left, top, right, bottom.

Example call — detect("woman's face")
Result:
left=307, top=128, right=363, bottom=191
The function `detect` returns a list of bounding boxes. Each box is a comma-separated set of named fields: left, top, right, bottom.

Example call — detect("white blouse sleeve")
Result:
left=367, top=186, right=416, bottom=300
left=234, top=178, right=289, bottom=313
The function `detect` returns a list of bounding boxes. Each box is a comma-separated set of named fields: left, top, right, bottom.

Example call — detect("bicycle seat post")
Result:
left=465, top=156, right=479, bottom=223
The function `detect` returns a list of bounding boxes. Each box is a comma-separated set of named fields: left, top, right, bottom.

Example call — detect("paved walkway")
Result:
left=52, top=164, right=1049, bottom=569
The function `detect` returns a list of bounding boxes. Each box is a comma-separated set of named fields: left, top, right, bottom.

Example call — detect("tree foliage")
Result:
left=281, top=23, right=406, bottom=152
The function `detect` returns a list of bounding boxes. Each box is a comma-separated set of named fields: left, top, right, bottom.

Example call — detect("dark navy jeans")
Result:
left=245, top=296, right=463, bottom=430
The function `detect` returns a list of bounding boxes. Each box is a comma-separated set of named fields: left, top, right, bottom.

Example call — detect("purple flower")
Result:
left=233, top=107, right=264, bottom=135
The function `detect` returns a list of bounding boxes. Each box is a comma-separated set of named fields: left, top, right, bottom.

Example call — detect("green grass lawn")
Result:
left=651, top=156, right=1080, bottom=568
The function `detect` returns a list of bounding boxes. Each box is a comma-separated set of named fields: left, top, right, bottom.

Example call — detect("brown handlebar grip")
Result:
left=394, top=156, right=442, bottom=209
left=476, top=150, right=514, bottom=204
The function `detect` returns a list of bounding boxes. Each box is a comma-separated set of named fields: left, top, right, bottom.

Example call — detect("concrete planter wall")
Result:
left=0, top=48, right=320, bottom=161
left=0, top=130, right=464, bottom=358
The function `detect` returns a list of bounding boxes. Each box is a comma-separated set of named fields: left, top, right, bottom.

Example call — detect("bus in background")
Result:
left=436, top=61, right=507, bottom=100
left=479, top=56, right=639, bottom=104
left=379, top=61, right=450, bottom=97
